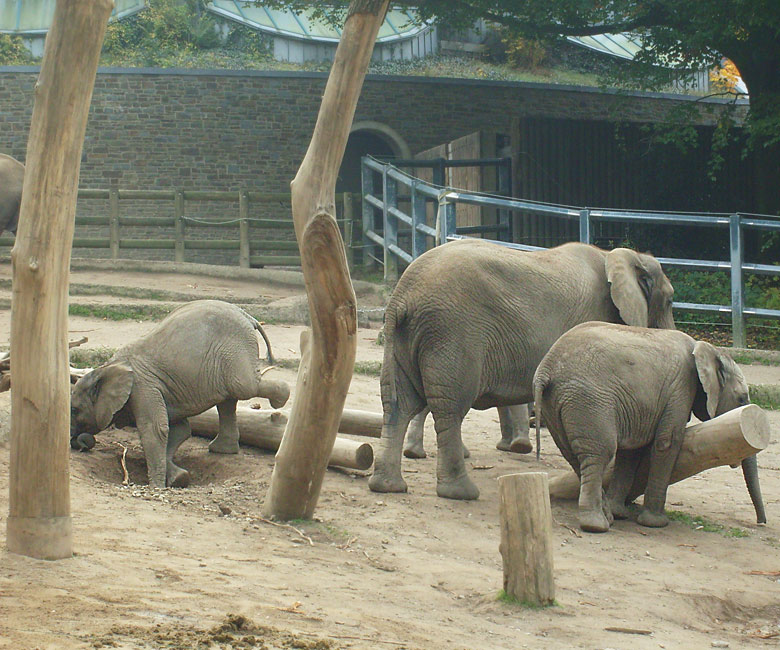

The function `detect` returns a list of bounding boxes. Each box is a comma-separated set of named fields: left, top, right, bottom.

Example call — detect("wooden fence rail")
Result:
left=0, top=189, right=357, bottom=269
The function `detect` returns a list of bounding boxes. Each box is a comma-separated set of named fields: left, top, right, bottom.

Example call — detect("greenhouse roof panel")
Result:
left=207, top=2, right=427, bottom=42
left=0, top=0, right=145, bottom=34
left=567, top=33, right=644, bottom=60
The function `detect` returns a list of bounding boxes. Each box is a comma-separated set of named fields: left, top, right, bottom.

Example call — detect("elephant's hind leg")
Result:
left=568, top=419, right=617, bottom=533
left=432, top=410, right=479, bottom=500
left=496, top=404, right=532, bottom=454
left=607, top=448, right=643, bottom=519
left=370, top=390, right=425, bottom=494
left=166, top=419, right=192, bottom=488
left=209, top=399, right=241, bottom=455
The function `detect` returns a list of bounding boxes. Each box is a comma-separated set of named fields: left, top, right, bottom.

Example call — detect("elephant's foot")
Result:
left=496, top=438, right=511, bottom=452
left=508, top=435, right=533, bottom=455
left=462, top=444, right=470, bottom=459
left=403, top=440, right=427, bottom=459
left=368, top=471, right=408, bottom=494
left=167, top=466, right=191, bottom=488
left=637, top=508, right=669, bottom=528
left=608, top=499, right=631, bottom=520
left=436, top=474, right=480, bottom=500
left=578, top=509, right=610, bottom=533
left=208, top=437, right=240, bottom=455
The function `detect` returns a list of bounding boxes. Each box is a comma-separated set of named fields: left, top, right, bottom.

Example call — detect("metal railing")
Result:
left=361, top=156, right=780, bottom=347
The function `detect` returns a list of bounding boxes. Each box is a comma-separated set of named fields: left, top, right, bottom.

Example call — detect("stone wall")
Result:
left=0, top=66, right=744, bottom=264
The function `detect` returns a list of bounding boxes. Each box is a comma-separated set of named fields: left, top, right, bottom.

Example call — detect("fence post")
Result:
left=343, top=192, right=354, bottom=270
left=411, top=181, right=426, bottom=259
left=433, top=157, right=446, bottom=187
left=730, top=213, right=746, bottom=348
left=239, top=190, right=250, bottom=269
left=579, top=209, right=591, bottom=244
left=109, top=188, right=119, bottom=260
left=383, top=168, right=398, bottom=282
left=438, top=194, right=456, bottom=246
left=498, top=157, right=512, bottom=242
left=174, top=190, right=185, bottom=263
left=361, top=157, right=375, bottom=269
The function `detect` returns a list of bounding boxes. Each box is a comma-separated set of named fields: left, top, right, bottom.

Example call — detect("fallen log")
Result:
left=189, top=406, right=374, bottom=471
left=548, top=404, right=770, bottom=501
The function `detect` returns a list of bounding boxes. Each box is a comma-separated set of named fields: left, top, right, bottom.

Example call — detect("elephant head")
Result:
left=605, top=248, right=675, bottom=330
left=70, top=361, right=134, bottom=437
left=691, top=341, right=765, bottom=523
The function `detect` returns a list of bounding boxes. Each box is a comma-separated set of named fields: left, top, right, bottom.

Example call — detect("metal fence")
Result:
left=361, top=156, right=780, bottom=348
left=0, top=189, right=357, bottom=269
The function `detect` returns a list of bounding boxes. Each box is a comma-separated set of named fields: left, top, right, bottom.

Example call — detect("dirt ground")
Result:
left=1, top=260, right=780, bottom=650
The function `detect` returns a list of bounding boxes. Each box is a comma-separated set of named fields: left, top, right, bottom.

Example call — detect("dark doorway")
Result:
left=337, top=130, right=396, bottom=194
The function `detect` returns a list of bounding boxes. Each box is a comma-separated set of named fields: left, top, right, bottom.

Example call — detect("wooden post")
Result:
left=263, top=0, right=389, bottom=520
left=239, top=190, right=250, bottom=269
left=548, top=404, right=771, bottom=500
left=7, top=0, right=113, bottom=560
left=498, top=472, right=555, bottom=606
left=174, top=190, right=185, bottom=263
left=109, top=188, right=119, bottom=259
left=188, top=407, right=374, bottom=471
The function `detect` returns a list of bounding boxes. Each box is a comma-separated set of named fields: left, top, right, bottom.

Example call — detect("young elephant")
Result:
left=70, top=300, right=290, bottom=488
left=533, top=322, right=750, bottom=533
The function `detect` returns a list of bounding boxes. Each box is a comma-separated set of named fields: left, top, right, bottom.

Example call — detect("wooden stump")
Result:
left=548, top=404, right=770, bottom=500
left=189, top=407, right=374, bottom=470
left=498, top=472, right=555, bottom=606
left=6, top=0, right=112, bottom=560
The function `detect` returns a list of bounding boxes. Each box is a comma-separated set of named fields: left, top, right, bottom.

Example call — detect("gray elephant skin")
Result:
left=370, top=238, right=675, bottom=500
left=534, top=322, right=761, bottom=532
left=70, top=300, right=290, bottom=488
left=0, top=153, right=24, bottom=235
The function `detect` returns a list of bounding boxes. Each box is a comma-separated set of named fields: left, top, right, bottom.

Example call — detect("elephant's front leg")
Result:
left=209, top=399, right=240, bottom=454
left=403, top=407, right=430, bottom=459
left=167, top=419, right=192, bottom=488
left=496, top=404, right=532, bottom=454
left=637, top=416, right=686, bottom=528
left=607, top=448, right=643, bottom=520
left=433, top=412, right=479, bottom=500
left=131, top=388, right=169, bottom=489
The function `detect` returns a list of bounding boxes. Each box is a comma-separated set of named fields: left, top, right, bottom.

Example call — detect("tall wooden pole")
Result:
left=264, top=0, right=389, bottom=520
left=7, top=0, right=113, bottom=560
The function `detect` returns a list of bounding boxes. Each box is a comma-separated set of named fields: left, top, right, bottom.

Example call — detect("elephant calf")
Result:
left=70, top=300, right=290, bottom=488
left=533, top=322, right=757, bottom=533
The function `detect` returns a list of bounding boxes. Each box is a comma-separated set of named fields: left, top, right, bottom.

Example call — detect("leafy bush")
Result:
left=0, top=34, right=36, bottom=65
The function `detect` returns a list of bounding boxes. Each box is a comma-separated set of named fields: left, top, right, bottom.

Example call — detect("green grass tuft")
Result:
left=70, top=347, right=116, bottom=369
left=748, top=385, right=780, bottom=411
left=665, top=510, right=749, bottom=537
left=497, top=590, right=557, bottom=608
left=69, top=303, right=174, bottom=322
left=353, top=360, right=382, bottom=377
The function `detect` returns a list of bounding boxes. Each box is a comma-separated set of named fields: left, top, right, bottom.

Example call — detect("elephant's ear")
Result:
left=693, top=341, right=722, bottom=419
left=605, top=248, right=652, bottom=327
left=93, top=362, right=134, bottom=430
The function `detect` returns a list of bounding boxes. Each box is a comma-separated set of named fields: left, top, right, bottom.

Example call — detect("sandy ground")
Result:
left=1, top=262, right=780, bottom=650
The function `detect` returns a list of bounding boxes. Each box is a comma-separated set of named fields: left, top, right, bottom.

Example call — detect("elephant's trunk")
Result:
left=262, top=378, right=291, bottom=409
left=741, top=454, right=767, bottom=524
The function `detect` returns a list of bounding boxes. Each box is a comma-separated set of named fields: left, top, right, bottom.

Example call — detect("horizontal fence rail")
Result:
left=361, top=156, right=780, bottom=347
left=0, top=189, right=358, bottom=269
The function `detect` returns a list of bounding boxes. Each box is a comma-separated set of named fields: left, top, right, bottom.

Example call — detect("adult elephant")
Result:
left=369, top=238, right=676, bottom=500
left=0, top=154, right=24, bottom=235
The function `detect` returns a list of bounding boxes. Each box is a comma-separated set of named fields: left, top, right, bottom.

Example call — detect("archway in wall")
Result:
left=336, top=122, right=410, bottom=194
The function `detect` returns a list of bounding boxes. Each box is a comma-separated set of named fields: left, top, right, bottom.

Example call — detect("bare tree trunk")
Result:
left=6, top=0, right=112, bottom=560
left=263, top=0, right=390, bottom=520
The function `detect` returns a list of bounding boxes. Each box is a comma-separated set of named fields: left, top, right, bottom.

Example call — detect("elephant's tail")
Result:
left=239, top=306, right=275, bottom=364
left=532, top=369, right=548, bottom=462
left=381, top=300, right=406, bottom=407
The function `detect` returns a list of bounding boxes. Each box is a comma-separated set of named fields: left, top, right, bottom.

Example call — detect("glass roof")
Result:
left=0, top=0, right=145, bottom=34
left=567, top=33, right=643, bottom=60
left=207, top=2, right=427, bottom=42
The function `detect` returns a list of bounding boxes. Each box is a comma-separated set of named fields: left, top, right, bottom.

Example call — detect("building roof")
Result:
left=0, top=0, right=145, bottom=34
left=206, top=2, right=429, bottom=43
